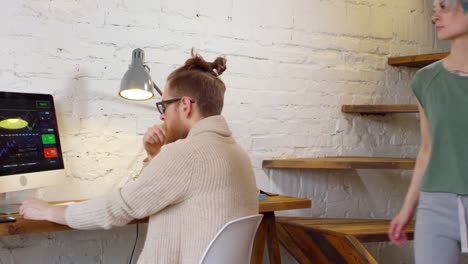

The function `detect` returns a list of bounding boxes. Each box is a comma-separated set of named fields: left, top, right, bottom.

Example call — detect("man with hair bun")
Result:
left=20, top=50, right=258, bottom=264
left=389, top=0, right=468, bottom=263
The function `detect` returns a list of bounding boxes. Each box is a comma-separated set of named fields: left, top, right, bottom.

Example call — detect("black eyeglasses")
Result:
left=155, top=97, right=195, bottom=114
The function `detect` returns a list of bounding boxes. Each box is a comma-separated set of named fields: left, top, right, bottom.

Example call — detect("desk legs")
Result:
left=251, top=212, right=281, bottom=264
left=251, top=216, right=266, bottom=264
left=265, top=212, right=281, bottom=264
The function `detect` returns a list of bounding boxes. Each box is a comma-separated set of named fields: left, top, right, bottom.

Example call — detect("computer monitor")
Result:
left=0, top=91, right=66, bottom=214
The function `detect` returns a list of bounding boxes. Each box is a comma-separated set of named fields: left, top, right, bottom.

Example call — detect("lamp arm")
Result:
left=153, top=83, right=162, bottom=96
left=144, top=64, right=162, bottom=96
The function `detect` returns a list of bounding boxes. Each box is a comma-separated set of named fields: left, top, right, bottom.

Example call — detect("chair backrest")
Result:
left=199, top=214, right=263, bottom=264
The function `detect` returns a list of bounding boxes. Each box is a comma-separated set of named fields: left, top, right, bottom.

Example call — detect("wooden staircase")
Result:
left=261, top=52, right=441, bottom=263
left=276, top=217, right=415, bottom=264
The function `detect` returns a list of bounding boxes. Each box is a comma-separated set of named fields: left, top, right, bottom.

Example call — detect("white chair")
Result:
left=199, top=214, right=263, bottom=264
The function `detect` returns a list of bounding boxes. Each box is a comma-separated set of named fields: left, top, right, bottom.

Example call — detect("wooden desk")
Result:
left=0, top=195, right=311, bottom=264
left=253, top=195, right=311, bottom=264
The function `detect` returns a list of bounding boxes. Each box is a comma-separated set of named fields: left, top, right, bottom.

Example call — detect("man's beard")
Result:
left=164, top=120, right=188, bottom=144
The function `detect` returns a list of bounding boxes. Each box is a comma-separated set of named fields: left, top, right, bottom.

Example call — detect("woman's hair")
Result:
left=434, top=0, right=462, bottom=9
left=166, top=49, right=227, bottom=117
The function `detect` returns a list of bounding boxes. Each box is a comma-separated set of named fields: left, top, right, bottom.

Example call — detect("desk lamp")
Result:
left=119, top=48, right=162, bottom=100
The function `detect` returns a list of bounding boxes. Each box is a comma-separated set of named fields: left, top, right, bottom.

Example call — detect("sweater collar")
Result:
left=187, top=115, right=232, bottom=138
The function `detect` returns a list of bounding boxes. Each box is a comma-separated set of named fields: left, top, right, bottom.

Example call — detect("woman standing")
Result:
left=389, top=1, right=468, bottom=263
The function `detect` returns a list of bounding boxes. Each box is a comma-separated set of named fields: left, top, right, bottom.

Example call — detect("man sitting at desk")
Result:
left=19, top=50, right=259, bottom=264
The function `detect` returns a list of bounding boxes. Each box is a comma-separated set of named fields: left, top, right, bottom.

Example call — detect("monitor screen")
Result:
left=0, top=92, right=65, bottom=178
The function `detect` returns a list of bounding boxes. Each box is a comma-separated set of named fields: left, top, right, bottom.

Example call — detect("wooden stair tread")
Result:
left=277, top=217, right=415, bottom=243
left=388, top=52, right=448, bottom=68
left=341, top=104, right=418, bottom=114
left=276, top=217, right=415, bottom=263
left=262, top=156, right=415, bottom=170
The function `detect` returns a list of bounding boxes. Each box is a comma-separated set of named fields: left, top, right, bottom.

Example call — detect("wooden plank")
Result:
left=0, top=217, right=148, bottom=236
left=276, top=217, right=416, bottom=264
left=0, top=195, right=312, bottom=236
left=0, top=219, right=73, bottom=236
left=343, top=235, right=378, bottom=264
left=341, top=104, right=418, bottom=114
left=259, top=195, right=311, bottom=213
left=277, top=222, right=331, bottom=264
left=54, top=196, right=311, bottom=214
left=277, top=223, right=315, bottom=264
left=277, top=221, right=378, bottom=264
left=321, top=233, right=376, bottom=264
left=277, top=217, right=415, bottom=243
left=388, top=52, right=448, bottom=68
left=262, top=157, right=415, bottom=170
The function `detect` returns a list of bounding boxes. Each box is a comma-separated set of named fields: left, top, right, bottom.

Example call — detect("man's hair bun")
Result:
left=183, top=48, right=227, bottom=76
left=210, top=57, right=227, bottom=76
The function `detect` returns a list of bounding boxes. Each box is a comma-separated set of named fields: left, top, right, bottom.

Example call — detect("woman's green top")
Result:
left=412, top=60, right=468, bottom=194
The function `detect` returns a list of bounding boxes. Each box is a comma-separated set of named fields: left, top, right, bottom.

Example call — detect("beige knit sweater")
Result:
left=65, top=115, right=259, bottom=264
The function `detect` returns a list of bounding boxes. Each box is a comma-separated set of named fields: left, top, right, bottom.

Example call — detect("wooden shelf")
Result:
left=341, top=104, right=418, bottom=114
left=262, top=157, right=415, bottom=170
left=388, top=52, right=448, bottom=68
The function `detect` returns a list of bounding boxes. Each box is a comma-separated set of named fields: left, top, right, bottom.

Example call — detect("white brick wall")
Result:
left=0, top=0, right=458, bottom=263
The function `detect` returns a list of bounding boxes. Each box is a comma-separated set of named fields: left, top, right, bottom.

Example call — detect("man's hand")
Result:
left=19, top=198, right=53, bottom=221
left=143, top=123, right=167, bottom=160
left=20, top=198, right=67, bottom=225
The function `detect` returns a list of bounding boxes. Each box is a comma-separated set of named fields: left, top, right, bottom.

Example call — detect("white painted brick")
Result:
left=0, top=0, right=449, bottom=263
left=293, top=0, right=348, bottom=34
left=344, top=4, right=372, bottom=37
left=369, top=6, right=393, bottom=39
left=232, top=0, right=294, bottom=28
left=290, top=33, right=332, bottom=50
left=251, top=27, right=293, bottom=46
left=359, top=39, right=391, bottom=55
left=251, top=136, right=293, bottom=150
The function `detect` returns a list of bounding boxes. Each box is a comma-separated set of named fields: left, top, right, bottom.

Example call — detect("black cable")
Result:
left=129, top=223, right=139, bottom=264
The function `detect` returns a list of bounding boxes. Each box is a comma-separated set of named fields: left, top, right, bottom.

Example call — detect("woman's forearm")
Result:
left=401, top=146, right=430, bottom=215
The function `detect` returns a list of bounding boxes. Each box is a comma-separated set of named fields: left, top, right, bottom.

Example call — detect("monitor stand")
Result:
left=0, top=204, right=20, bottom=215
left=0, top=192, right=26, bottom=215
left=0, top=205, right=20, bottom=224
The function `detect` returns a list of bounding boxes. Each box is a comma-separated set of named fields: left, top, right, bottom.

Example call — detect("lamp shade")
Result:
left=119, top=48, right=156, bottom=101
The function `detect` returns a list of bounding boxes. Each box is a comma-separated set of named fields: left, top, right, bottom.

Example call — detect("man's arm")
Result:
left=21, top=123, right=168, bottom=226
left=21, top=141, right=194, bottom=230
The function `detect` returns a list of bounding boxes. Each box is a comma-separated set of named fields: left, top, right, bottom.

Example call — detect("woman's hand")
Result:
left=388, top=209, right=413, bottom=246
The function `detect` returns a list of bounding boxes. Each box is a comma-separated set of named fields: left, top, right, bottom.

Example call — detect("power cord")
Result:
left=128, top=223, right=139, bottom=264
